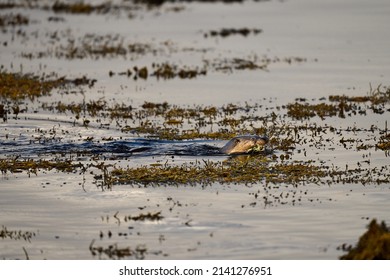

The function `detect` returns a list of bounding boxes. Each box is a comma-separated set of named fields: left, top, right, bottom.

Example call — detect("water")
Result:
left=1, top=0, right=390, bottom=259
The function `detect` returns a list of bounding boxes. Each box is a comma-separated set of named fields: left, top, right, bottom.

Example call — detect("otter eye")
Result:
left=234, top=138, right=240, bottom=144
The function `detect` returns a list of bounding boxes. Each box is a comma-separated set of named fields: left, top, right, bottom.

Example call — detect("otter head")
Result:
left=220, top=135, right=269, bottom=155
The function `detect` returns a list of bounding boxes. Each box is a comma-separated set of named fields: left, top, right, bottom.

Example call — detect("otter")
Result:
left=220, top=135, right=269, bottom=155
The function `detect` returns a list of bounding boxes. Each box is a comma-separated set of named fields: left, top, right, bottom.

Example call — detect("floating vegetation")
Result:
left=108, top=156, right=390, bottom=187
left=211, top=57, right=267, bottom=72
left=0, top=13, right=29, bottom=27
left=0, top=0, right=388, bottom=261
left=376, top=133, right=390, bottom=151
left=0, top=72, right=63, bottom=100
left=152, top=63, right=206, bottom=80
left=0, top=158, right=84, bottom=175
left=5, top=84, right=388, bottom=158
left=288, top=86, right=390, bottom=120
left=111, top=56, right=283, bottom=80
left=205, top=28, right=262, bottom=38
left=329, top=85, right=390, bottom=105
left=206, top=56, right=308, bottom=73
left=287, top=102, right=342, bottom=120
left=89, top=240, right=148, bottom=260
left=21, top=33, right=130, bottom=60
left=109, top=159, right=321, bottom=187
left=110, top=63, right=205, bottom=80
left=339, top=219, right=390, bottom=260
left=65, top=75, right=97, bottom=87
left=134, top=0, right=247, bottom=6
left=42, top=99, right=104, bottom=118
left=0, top=225, right=36, bottom=242
left=0, top=0, right=181, bottom=14
left=0, top=71, right=95, bottom=101
left=124, top=211, right=164, bottom=222
left=39, top=98, right=261, bottom=138
left=1, top=84, right=389, bottom=189
left=52, top=1, right=111, bottom=14
left=21, top=32, right=175, bottom=60
left=61, top=33, right=127, bottom=59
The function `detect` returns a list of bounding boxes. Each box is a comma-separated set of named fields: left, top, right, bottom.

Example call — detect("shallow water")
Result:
left=1, top=0, right=390, bottom=259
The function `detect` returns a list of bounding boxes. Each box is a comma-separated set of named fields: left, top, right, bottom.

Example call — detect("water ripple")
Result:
left=0, top=138, right=222, bottom=158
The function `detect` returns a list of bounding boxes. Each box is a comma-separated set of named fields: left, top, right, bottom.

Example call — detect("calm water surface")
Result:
left=0, top=0, right=389, bottom=259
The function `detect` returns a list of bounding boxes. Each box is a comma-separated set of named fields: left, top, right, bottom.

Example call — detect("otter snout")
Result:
left=220, top=135, right=269, bottom=155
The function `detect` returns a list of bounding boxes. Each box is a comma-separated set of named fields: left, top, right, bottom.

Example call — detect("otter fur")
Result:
left=220, top=135, right=269, bottom=155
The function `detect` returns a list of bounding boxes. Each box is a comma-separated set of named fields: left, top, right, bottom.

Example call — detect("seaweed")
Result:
left=109, top=159, right=326, bottom=187
left=288, top=86, right=390, bottom=120
left=0, top=72, right=64, bottom=100
left=2, top=83, right=389, bottom=188
left=124, top=211, right=164, bottom=222
left=206, top=28, right=262, bottom=38
left=89, top=240, right=148, bottom=259
left=0, top=13, right=29, bottom=27
left=0, top=225, right=36, bottom=242
left=110, top=63, right=207, bottom=80
left=0, top=71, right=95, bottom=101
left=287, top=102, right=341, bottom=120
left=0, top=158, right=84, bottom=175
left=52, top=1, right=109, bottom=14
left=339, top=219, right=390, bottom=260
left=376, top=133, right=390, bottom=151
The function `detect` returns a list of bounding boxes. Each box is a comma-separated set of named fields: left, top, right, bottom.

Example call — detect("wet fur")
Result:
left=220, top=135, right=269, bottom=155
